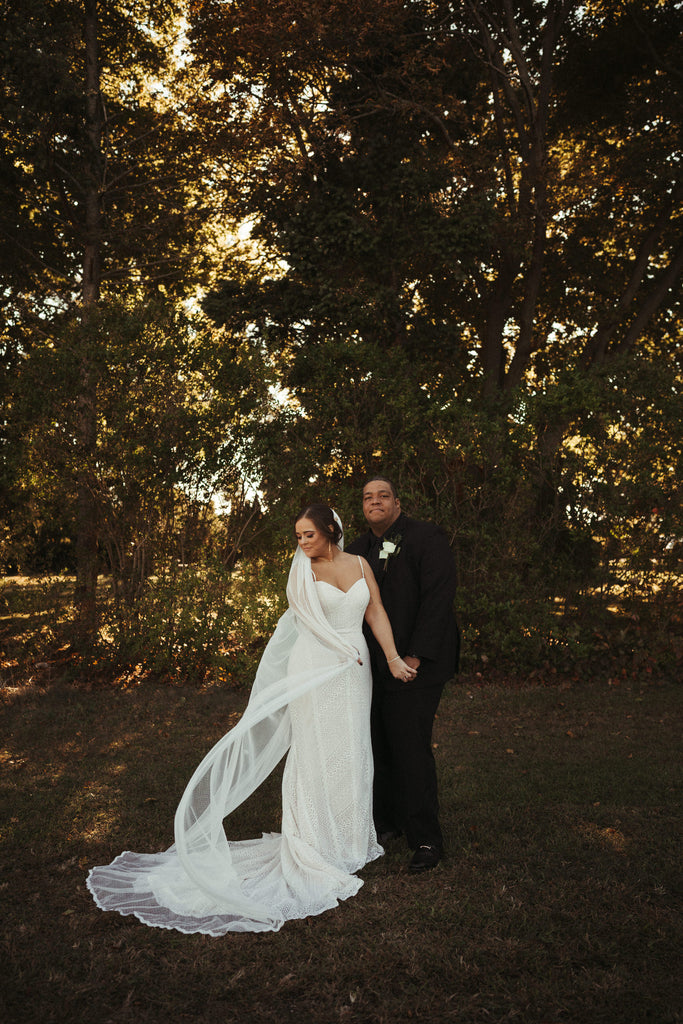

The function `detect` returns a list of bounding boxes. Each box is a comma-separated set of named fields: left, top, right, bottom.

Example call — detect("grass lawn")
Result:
left=0, top=675, right=680, bottom=1024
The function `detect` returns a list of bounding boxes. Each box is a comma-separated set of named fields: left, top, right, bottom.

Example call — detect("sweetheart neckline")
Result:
left=314, top=577, right=367, bottom=595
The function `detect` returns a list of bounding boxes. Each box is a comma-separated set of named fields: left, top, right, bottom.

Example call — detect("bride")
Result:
left=87, top=504, right=416, bottom=934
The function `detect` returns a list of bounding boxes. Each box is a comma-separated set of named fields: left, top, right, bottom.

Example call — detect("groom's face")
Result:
left=362, top=481, right=401, bottom=536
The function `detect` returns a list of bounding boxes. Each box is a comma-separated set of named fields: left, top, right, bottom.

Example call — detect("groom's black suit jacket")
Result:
left=347, top=513, right=460, bottom=692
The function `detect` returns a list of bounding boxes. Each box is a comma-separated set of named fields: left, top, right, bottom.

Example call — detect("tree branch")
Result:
left=581, top=183, right=683, bottom=367
left=616, top=241, right=683, bottom=355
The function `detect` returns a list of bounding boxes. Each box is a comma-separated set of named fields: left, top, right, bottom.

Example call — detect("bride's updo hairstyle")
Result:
left=296, top=504, right=343, bottom=546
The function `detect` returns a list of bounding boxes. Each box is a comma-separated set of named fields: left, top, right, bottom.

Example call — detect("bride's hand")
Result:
left=388, top=657, right=417, bottom=683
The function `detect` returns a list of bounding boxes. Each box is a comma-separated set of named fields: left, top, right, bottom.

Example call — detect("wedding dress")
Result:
left=86, top=544, right=382, bottom=934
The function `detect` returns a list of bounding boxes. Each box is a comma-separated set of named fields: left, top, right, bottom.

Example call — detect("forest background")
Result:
left=1, top=0, right=681, bottom=688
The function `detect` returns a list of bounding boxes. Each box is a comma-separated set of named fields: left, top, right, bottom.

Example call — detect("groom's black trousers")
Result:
left=370, top=681, right=444, bottom=852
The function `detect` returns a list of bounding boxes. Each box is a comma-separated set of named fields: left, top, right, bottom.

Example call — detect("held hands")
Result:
left=388, top=656, right=418, bottom=683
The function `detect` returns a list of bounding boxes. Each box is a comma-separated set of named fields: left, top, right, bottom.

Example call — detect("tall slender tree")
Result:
left=75, top=0, right=104, bottom=630
left=1, top=0, right=213, bottom=634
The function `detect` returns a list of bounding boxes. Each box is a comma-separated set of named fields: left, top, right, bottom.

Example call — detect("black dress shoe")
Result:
left=408, top=844, right=441, bottom=873
left=377, top=829, right=402, bottom=846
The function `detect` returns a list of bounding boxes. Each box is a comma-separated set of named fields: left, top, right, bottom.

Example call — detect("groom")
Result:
left=346, top=476, right=460, bottom=872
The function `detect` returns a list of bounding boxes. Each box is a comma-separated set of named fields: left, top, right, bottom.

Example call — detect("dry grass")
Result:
left=1, top=672, right=680, bottom=1024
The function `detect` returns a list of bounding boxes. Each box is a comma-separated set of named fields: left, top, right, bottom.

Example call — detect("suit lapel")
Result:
left=379, top=515, right=406, bottom=581
left=367, top=514, right=406, bottom=589
left=365, top=531, right=383, bottom=582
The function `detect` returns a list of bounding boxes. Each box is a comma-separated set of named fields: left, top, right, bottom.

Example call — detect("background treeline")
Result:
left=1, top=0, right=680, bottom=683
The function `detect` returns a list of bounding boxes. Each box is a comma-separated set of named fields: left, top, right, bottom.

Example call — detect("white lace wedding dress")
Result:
left=87, top=551, right=382, bottom=934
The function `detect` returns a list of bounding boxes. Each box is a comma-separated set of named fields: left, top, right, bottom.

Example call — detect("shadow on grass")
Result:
left=1, top=677, right=680, bottom=1024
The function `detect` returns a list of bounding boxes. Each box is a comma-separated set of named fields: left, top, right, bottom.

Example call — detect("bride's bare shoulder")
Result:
left=340, top=550, right=367, bottom=566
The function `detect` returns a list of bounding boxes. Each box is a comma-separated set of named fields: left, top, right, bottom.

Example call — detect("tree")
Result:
left=1, top=0, right=214, bottom=635
left=187, top=0, right=681, bottom=489
left=186, top=0, right=681, bottom=669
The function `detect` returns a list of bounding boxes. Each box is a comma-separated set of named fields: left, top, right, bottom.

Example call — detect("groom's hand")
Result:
left=404, top=656, right=421, bottom=672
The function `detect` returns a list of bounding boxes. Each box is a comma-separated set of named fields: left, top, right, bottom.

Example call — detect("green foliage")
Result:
left=6, top=296, right=268, bottom=587
left=0, top=0, right=207, bottom=313
left=103, top=559, right=237, bottom=680
left=0, top=0, right=220, bottom=632
left=100, top=552, right=290, bottom=683
left=243, top=342, right=681, bottom=677
left=2, top=1, right=681, bottom=678
left=187, top=0, right=680, bottom=677
left=193, top=0, right=681, bottom=392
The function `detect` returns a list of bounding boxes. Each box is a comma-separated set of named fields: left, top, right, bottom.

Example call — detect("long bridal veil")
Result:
left=87, top=532, right=366, bottom=934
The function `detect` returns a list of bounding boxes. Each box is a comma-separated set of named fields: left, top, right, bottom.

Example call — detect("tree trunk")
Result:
left=74, top=0, right=104, bottom=641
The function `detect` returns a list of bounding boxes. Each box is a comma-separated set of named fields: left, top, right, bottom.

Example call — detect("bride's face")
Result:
left=295, top=517, right=331, bottom=560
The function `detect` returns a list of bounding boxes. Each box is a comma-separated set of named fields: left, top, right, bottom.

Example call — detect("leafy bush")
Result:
left=101, top=555, right=290, bottom=685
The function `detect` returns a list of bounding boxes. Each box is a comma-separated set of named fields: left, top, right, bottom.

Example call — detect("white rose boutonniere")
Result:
left=379, top=534, right=402, bottom=570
